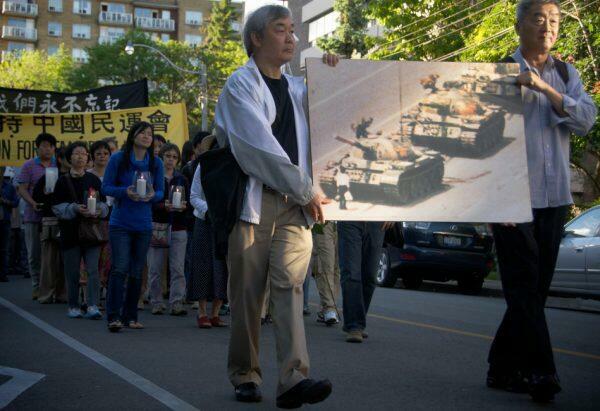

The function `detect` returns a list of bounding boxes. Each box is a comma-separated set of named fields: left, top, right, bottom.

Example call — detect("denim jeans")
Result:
left=0, top=221, right=10, bottom=277
left=338, top=221, right=385, bottom=332
left=106, top=226, right=152, bottom=323
left=63, top=245, right=101, bottom=309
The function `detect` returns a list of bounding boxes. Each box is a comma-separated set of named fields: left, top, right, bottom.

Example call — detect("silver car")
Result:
left=554, top=205, right=600, bottom=296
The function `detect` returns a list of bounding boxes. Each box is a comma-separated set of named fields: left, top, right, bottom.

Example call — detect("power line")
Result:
left=369, top=0, right=496, bottom=55
left=378, top=4, right=508, bottom=60
left=433, top=0, right=594, bottom=62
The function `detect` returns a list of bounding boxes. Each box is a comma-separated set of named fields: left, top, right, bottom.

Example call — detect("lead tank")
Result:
left=319, top=135, right=444, bottom=204
left=401, top=74, right=508, bottom=157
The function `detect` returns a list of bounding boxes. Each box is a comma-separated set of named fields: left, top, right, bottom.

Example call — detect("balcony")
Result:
left=135, top=16, right=174, bottom=32
left=2, top=1, right=38, bottom=17
left=99, top=11, right=133, bottom=26
left=2, top=25, right=37, bottom=41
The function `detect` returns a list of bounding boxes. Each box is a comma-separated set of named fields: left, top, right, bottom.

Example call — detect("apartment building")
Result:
left=0, top=0, right=244, bottom=62
left=290, top=0, right=383, bottom=74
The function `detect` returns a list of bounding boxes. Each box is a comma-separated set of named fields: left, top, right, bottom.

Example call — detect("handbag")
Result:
left=40, top=217, right=60, bottom=242
left=150, top=222, right=171, bottom=248
left=65, top=175, right=108, bottom=246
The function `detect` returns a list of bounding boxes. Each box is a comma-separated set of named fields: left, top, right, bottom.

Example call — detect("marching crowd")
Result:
left=1, top=0, right=598, bottom=408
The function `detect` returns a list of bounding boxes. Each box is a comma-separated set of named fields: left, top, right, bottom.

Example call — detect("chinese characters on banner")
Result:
left=0, top=79, right=149, bottom=114
left=0, top=103, right=188, bottom=166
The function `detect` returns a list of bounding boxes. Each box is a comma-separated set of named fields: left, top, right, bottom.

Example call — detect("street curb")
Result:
left=484, top=280, right=600, bottom=313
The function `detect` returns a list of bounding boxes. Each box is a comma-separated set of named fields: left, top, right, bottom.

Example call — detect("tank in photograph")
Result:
left=401, top=74, right=509, bottom=157
left=319, top=135, right=445, bottom=204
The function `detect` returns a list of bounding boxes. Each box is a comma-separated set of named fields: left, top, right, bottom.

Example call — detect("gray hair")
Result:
left=243, top=5, right=292, bottom=57
left=516, top=0, right=561, bottom=24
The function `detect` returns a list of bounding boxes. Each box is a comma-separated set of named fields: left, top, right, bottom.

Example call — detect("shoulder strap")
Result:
left=554, top=59, right=570, bottom=85
left=500, top=55, right=569, bottom=84
left=64, top=175, right=78, bottom=203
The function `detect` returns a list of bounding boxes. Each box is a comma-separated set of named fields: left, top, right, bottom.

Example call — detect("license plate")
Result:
left=443, top=236, right=462, bottom=247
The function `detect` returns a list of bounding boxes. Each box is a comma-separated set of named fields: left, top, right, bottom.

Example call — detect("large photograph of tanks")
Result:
left=306, top=59, right=532, bottom=223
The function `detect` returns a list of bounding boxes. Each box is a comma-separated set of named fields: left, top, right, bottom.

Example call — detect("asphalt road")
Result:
left=1, top=277, right=599, bottom=411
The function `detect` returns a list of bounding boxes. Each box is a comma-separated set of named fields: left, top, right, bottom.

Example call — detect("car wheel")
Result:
left=376, top=248, right=397, bottom=287
left=457, top=276, right=484, bottom=295
left=402, top=275, right=422, bottom=290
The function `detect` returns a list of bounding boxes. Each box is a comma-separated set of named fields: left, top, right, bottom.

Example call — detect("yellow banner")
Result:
left=0, top=103, right=188, bottom=166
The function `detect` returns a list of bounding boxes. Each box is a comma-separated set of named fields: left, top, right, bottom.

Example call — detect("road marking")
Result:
left=0, top=297, right=200, bottom=411
left=0, top=366, right=45, bottom=409
left=311, top=302, right=600, bottom=361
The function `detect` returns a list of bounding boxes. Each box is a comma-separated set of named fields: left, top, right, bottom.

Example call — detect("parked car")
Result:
left=553, top=205, right=600, bottom=297
left=377, top=222, right=495, bottom=294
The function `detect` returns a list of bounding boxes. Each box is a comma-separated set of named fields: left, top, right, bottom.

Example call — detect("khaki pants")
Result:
left=38, top=240, right=65, bottom=303
left=227, top=189, right=312, bottom=396
left=311, top=223, right=340, bottom=311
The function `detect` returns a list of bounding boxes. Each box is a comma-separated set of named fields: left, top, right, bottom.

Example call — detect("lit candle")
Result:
left=136, top=175, right=146, bottom=197
left=45, top=167, right=58, bottom=193
left=87, top=196, right=96, bottom=215
left=172, top=188, right=182, bottom=208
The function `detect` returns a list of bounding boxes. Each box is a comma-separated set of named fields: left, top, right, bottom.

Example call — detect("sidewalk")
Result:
left=484, top=279, right=600, bottom=313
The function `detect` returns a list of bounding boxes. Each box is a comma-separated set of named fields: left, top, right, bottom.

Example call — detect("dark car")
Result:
left=377, top=222, right=495, bottom=294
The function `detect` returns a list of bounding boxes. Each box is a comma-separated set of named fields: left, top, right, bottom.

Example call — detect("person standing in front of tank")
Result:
left=486, top=0, right=597, bottom=403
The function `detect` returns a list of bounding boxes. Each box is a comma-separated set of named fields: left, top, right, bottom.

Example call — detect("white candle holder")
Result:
left=86, top=188, right=99, bottom=216
left=169, top=185, right=185, bottom=209
left=132, top=171, right=152, bottom=199
left=45, top=167, right=59, bottom=193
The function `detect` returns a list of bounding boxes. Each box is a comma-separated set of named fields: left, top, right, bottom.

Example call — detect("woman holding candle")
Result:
left=188, top=135, right=229, bottom=328
left=52, top=142, right=109, bottom=319
left=88, top=140, right=113, bottom=291
left=102, top=122, right=164, bottom=332
left=147, top=143, right=189, bottom=316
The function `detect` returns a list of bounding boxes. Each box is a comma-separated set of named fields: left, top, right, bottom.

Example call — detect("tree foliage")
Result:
left=317, top=0, right=370, bottom=57
left=202, top=0, right=247, bottom=122
left=0, top=45, right=76, bottom=91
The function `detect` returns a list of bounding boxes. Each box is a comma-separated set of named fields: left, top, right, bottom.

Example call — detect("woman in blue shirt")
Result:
left=102, top=122, right=164, bottom=332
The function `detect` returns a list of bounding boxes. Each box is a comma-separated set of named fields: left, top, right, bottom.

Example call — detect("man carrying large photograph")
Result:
left=487, top=0, right=597, bottom=403
left=214, top=5, right=338, bottom=409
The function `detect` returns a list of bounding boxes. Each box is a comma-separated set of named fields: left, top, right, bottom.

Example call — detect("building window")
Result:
left=308, top=11, right=340, bottom=44
left=99, top=26, right=125, bottom=44
left=72, top=48, right=89, bottom=63
left=7, top=17, right=27, bottom=28
left=7, top=42, right=31, bottom=51
left=161, top=33, right=170, bottom=42
left=101, top=2, right=126, bottom=13
left=230, top=21, right=241, bottom=32
left=185, top=11, right=202, bottom=25
left=73, top=0, right=92, bottom=15
left=48, top=46, right=59, bottom=56
left=48, top=22, right=62, bottom=37
left=135, top=8, right=157, bottom=18
left=185, top=34, right=202, bottom=46
left=73, top=24, right=91, bottom=39
left=48, top=0, right=63, bottom=13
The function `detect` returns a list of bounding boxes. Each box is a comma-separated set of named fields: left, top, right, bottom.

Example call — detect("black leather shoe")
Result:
left=276, top=379, right=332, bottom=409
left=235, top=382, right=262, bottom=403
left=486, top=370, right=529, bottom=393
left=530, top=374, right=561, bottom=403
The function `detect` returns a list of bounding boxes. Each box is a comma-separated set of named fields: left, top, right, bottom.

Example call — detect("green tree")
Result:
left=367, top=0, right=500, bottom=61
left=69, top=30, right=205, bottom=127
left=0, top=45, right=76, bottom=91
left=202, top=0, right=247, bottom=122
left=204, top=0, right=239, bottom=51
left=317, top=0, right=370, bottom=57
